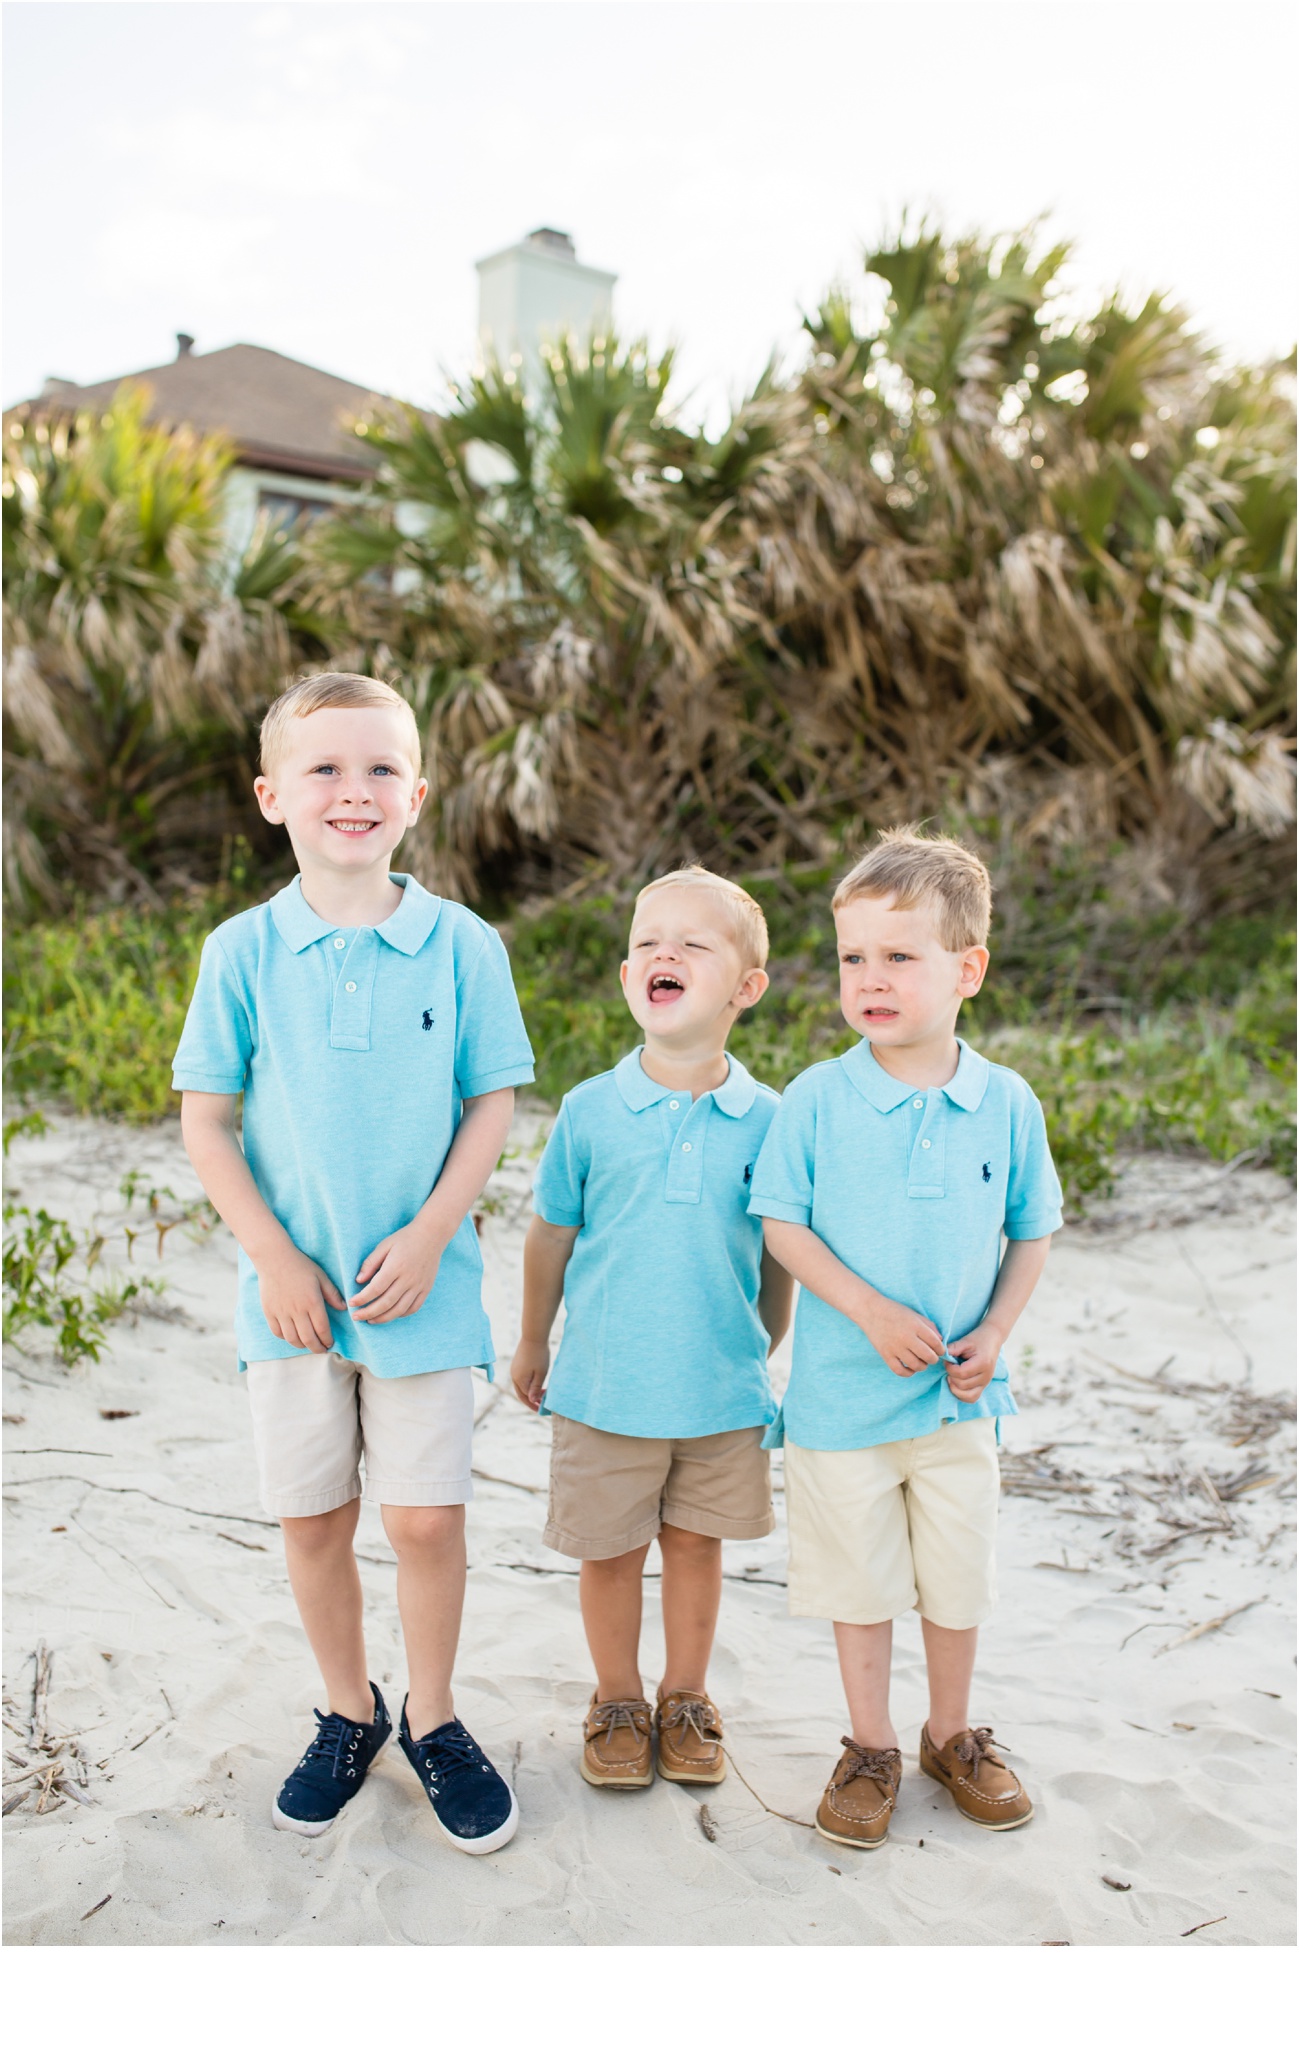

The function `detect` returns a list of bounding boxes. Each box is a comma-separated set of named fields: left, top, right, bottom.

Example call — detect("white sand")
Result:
left=3, top=1112, right=1294, bottom=1946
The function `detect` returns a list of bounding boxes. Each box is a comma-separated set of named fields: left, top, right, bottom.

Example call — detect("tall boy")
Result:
left=511, top=869, right=793, bottom=1789
left=173, top=672, right=533, bottom=1853
left=750, top=830, right=1062, bottom=1848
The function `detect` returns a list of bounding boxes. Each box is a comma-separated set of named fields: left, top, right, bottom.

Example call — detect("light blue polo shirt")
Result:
left=172, top=874, right=534, bottom=1377
left=533, top=1050, right=780, bottom=1439
left=748, top=1038, right=1062, bottom=1451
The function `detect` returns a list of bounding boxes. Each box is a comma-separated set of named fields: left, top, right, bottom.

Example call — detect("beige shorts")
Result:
left=783, top=1418, right=999, bottom=1629
left=544, top=1414, right=775, bottom=1560
left=244, top=1351, right=475, bottom=1517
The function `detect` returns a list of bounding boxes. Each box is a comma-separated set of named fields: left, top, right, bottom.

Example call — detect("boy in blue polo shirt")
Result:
left=511, top=869, right=793, bottom=1790
left=750, top=829, right=1062, bottom=1849
left=173, top=672, right=534, bottom=1854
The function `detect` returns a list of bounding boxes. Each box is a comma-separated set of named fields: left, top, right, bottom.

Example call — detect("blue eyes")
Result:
left=311, top=764, right=396, bottom=776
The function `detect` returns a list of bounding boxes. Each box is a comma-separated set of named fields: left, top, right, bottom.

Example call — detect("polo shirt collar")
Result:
left=269, top=873, right=442, bottom=957
left=842, top=1036, right=989, bottom=1113
left=613, top=1049, right=758, bottom=1117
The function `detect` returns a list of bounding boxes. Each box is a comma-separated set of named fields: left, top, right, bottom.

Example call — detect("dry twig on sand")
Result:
left=2, top=1642, right=95, bottom=1816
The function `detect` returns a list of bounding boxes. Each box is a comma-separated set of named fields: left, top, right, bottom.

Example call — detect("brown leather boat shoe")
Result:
left=814, top=1738, right=903, bottom=1849
left=919, top=1723, right=1033, bottom=1829
left=580, top=1695, right=654, bottom=1788
left=655, top=1688, right=726, bottom=1785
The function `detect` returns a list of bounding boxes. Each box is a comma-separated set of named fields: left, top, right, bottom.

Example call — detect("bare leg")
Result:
left=381, top=1505, right=466, bottom=1740
left=579, top=1544, right=651, bottom=1700
left=658, top=1525, right=722, bottom=1695
left=921, top=1618, right=978, bottom=1747
left=280, top=1499, right=373, bottom=1724
left=834, top=1619, right=898, bottom=1749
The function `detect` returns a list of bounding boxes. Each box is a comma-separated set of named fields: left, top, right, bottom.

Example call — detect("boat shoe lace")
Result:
left=837, top=1738, right=902, bottom=1789
left=951, top=1726, right=1003, bottom=1780
left=659, top=1696, right=721, bottom=1743
left=587, top=1701, right=648, bottom=1749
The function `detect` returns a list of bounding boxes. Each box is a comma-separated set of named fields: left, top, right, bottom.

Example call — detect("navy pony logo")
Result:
left=743, top=1163, right=753, bottom=1184
left=981, top=1161, right=991, bottom=1182
left=422, top=1010, right=435, bottom=1031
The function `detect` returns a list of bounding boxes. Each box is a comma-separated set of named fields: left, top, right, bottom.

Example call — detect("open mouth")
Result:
left=327, top=820, right=379, bottom=835
left=863, top=1006, right=899, bottom=1019
left=648, top=972, right=685, bottom=1006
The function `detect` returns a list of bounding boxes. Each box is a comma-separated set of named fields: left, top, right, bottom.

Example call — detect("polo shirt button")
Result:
left=345, top=981, right=357, bottom=993
left=681, top=1141, right=692, bottom=1153
left=668, top=1100, right=679, bottom=1111
left=921, top=1138, right=932, bottom=1149
left=913, top=1097, right=923, bottom=1109
left=334, top=938, right=346, bottom=950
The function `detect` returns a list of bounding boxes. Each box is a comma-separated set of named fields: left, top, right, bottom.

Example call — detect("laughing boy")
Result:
left=511, top=868, right=793, bottom=1790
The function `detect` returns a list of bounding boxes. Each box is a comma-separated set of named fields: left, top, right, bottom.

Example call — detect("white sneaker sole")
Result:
left=270, top=1729, right=390, bottom=1835
left=430, top=1784, right=520, bottom=1856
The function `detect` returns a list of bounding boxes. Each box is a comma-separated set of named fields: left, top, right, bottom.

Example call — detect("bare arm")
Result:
left=757, top=1245, right=795, bottom=1352
left=945, top=1235, right=1052, bottom=1400
left=180, top=1091, right=344, bottom=1352
left=350, top=1088, right=517, bottom=1323
left=761, top=1218, right=945, bottom=1377
left=511, top=1216, right=580, bottom=1410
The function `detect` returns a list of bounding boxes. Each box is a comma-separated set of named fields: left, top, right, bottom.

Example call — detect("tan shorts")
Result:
left=244, top=1352, right=475, bottom=1517
left=783, top=1419, right=999, bottom=1629
left=544, top=1414, right=775, bottom=1560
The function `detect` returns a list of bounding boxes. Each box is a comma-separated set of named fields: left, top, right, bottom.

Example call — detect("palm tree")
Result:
left=314, top=225, right=1293, bottom=904
left=3, top=386, right=323, bottom=905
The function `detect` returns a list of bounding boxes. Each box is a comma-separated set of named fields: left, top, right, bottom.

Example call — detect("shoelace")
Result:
left=412, top=1720, right=487, bottom=1783
left=302, top=1709, right=367, bottom=1781
left=659, top=1698, right=721, bottom=1745
left=951, top=1726, right=1002, bottom=1782
left=587, top=1702, right=648, bottom=1750
left=838, top=1738, right=902, bottom=1790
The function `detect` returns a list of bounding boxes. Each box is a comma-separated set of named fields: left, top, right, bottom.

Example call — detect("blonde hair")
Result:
left=832, top=828, right=992, bottom=950
left=259, top=672, right=422, bottom=777
left=633, top=865, right=769, bottom=970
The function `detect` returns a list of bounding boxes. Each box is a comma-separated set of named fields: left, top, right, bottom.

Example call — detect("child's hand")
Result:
left=944, top=1320, right=1003, bottom=1401
left=858, top=1292, right=946, bottom=1378
left=350, top=1218, right=444, bottom=1324
left=511, top=1339, right=550, bottom=1411
left=259, top=1243, right=345, bottom=1352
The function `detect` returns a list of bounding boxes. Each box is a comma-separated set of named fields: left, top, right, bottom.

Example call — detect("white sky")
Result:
left=3, top=0, right=1296, bottom=422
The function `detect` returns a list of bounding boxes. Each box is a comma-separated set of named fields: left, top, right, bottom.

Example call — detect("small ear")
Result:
left=959, top=945, right=990, bottom=997
left=618, top=958, right=630, bottom=995
left=253, top=774, right=283, bottom=825
left=408, top=777, right=429, bottom=822
left=734, top=966, right=770, bottom=1012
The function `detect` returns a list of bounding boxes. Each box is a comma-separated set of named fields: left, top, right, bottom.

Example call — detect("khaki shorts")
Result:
left=784, top=1418, right=999, bottom=1629
left=544, top=1414, right=775, bottom=1560
left=245, top=1351, right=475, bottom=1517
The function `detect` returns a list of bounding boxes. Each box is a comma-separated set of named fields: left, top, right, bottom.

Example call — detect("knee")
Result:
left=383, top=1504, right=464, bottom=1558
left=280, top=1507, right=355, bottom=1560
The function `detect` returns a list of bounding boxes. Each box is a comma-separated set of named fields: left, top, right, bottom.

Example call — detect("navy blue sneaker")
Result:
left=398, top=1700, right=519, bottom=1855
left=271, top=1683, right=391, bottom=1836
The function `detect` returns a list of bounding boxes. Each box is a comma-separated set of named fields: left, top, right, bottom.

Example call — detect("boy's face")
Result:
left=620, top=886, right=768, bottom=1044
left=835, top=893, right=988, bottom=1049
left=254, top=707, right=427, bottom=874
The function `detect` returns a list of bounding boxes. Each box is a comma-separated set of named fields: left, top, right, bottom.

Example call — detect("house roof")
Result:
left=25, top=343, right=423, bottom=483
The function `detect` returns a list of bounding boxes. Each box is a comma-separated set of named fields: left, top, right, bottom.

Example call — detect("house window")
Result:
left=258, top=489, right=333, bottom=528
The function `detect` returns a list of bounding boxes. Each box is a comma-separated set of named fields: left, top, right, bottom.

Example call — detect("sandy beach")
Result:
left=3, top=1110, right=1294, bottom=1947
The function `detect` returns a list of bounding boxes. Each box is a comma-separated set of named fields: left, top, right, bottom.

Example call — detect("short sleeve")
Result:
left=532, top=1099, right=586, bottom=1227
left=1004, top=1087, right=1064, bottom=1239
left=747, top=1085, right=815, bottom=1226
left=453, top=927, right=535, bottom=1096
left=171, top=935, right=253, bottom=1095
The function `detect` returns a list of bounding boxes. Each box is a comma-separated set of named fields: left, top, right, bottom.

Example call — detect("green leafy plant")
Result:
left=1, top=1200, right=155, bottom=1367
